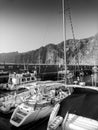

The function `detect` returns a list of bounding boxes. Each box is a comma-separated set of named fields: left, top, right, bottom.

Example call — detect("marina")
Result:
left=0, top=79, right=70, bottom=129
left=1, top=86, right=98, bottom=130
left=0, top=0, right=98, bottom=130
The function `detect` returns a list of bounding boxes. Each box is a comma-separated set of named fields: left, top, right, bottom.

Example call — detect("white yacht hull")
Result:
left=10, top=82, right=69, bottom=127
left=10, top=105, right=53, bottom=127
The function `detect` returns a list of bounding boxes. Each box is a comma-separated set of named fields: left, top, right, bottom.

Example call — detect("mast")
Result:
left=39, top=49, right=41, bottom=75
left=62, top=0, right=67, bottom=84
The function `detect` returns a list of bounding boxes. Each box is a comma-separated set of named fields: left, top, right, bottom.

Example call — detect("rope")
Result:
left=66, top=0, right=80, bottom=73
left=67, top=0, right=75, bottom=42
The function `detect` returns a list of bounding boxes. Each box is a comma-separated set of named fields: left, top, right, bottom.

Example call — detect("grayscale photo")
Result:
left=0, top=0, right=98, bottom=130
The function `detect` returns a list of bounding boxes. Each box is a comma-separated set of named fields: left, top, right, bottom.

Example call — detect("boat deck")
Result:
left=1, top=86, right=98, bottom=130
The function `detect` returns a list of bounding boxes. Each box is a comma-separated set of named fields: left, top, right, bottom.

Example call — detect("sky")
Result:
left=0, top=0, right=98, bottom=53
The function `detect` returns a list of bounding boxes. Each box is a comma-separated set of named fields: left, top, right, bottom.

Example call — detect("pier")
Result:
left=0, top=63, right=94, bottom=81
left=0, top=63, right=94, bottom=72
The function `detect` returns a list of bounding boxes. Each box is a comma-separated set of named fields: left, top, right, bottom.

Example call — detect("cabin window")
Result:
left=22, top=78, right=26, bottom=82
left=27, top=78, right=30, bottom=81
left=31, top=77, right=34, bottom=80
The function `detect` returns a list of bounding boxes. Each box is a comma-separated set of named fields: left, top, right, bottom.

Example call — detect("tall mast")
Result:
left=39, top=49, right=40, bottom=74
left=62, top=0, right=67, bottom=84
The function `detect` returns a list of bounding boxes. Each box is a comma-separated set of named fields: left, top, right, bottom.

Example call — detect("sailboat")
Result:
left=47, top=0, right=98, bottom=130
left=10, top=80, right=70, bottom=127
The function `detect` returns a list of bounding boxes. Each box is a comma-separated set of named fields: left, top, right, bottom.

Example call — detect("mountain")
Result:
left=0, top=33, right=98, bottom=65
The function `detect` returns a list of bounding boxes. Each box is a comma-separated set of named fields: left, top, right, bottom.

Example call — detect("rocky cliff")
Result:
left=0, top=33, right=98, bottom=65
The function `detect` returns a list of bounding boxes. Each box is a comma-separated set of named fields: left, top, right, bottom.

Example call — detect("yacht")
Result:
left=10, top=83, right=70, bottom=127
left=0, top=71, right=37, bottom=90
left=10, top=96, right=53, bottom=127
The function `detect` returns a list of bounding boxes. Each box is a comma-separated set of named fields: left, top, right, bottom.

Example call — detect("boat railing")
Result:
left=65, top=84, right=98, bottom=91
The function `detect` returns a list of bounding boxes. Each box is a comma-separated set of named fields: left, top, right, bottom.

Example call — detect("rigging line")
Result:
left=67, top=0, right=79, bottom=72
left=66, top=0, right=75, bottom=42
